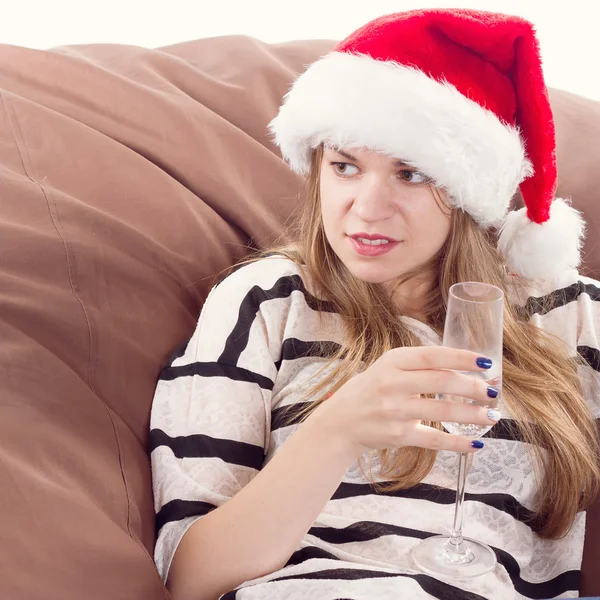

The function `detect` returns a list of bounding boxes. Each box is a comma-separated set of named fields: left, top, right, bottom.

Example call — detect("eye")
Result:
left=331, top=162, right=359, bottom=177
left=399, top=169, right=431, bottom=184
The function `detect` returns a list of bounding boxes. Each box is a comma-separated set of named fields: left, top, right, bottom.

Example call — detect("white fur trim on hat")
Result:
left=498, top=198, right=585, bottom=281
left=269, top=52, right=533, bottom=227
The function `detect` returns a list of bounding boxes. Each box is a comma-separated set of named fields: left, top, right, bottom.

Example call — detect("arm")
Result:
left=152, top=260, right=361, bottom=600
left=167, top=417, right=356, bottom=600
left=153, top=263, right=497, bottom=600
left=151, top=259, right=358, bottom=600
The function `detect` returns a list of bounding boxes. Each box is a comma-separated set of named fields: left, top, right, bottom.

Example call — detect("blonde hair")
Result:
left=239, top=146, right=600, bottom=539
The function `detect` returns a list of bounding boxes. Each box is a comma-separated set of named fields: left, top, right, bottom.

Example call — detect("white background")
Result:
left=4, top=0, right=599, bottom=100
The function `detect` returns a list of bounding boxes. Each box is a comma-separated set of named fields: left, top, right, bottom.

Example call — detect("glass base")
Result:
left=412, top=535, right=496, bottom=579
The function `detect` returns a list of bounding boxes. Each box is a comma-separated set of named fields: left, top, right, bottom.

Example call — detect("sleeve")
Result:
left=149, top=259, right=291, bottom=581
left=575, top=276, right=600, bottom=419
left=526, top=273, right=600, bottom=419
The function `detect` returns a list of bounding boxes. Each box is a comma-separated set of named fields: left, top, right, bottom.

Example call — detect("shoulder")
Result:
left=519, top=270, right=600, bottom=316
left=206, top=255, right=328, bottom=319
left=519, top=271, right=599, bottom=369
left=213, top=255, right=309, bottom=299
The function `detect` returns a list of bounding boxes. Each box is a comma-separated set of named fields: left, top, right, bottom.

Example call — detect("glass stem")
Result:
left=444, top=452, right=474, bottom=563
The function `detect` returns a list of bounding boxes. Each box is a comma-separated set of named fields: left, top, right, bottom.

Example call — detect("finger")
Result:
left=385, top=346, right=494, bottom=373
left=390, top=369, right=498, bottom=407
left=405, top=423, right=485, bottom=453
left=401, top=397, right=499, bottom=426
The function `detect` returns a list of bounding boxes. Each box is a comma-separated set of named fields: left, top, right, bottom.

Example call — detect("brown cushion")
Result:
left=0, top=36, right=598, bottom=599
left=514, top=87, right=600, bottom=279
left=0, top=36, right=330, bottom=600
left=551, top=87, right=600, bottom=279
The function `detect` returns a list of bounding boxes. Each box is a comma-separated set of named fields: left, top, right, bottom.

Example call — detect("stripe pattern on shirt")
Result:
left=151, top=257, right=599, bottom=599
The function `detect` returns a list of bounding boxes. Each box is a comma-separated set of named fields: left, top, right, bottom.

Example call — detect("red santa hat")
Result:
left=269, top=9, right=586, bottom=282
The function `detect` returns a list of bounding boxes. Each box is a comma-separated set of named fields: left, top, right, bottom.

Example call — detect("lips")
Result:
left=348, top=233, right=401, bottom=257
left=350, top=232, right=399, bottom=243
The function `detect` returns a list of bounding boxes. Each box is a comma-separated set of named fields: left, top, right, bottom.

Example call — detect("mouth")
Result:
left=350, top=232, right=400, bottom=244
left=348, top=233, right=401, bottom=257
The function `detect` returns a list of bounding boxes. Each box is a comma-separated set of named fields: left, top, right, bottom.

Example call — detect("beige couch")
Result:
left=0, top=36, right=598, bottom=599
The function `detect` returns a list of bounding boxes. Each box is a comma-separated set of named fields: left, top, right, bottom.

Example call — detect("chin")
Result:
left=345, top=260, right=402, bottom=285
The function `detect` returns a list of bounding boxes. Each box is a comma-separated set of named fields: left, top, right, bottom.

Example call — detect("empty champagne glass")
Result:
left=412, top=281, right=504, bottom=578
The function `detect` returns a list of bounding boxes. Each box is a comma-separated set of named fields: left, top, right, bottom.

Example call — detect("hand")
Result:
left=306, top=346, right=499, bottom=461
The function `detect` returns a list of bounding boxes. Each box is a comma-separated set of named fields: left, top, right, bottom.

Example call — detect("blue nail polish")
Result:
left=487, top=409, right=501, bottom=422
left=487, top=386, right=499, bottom=399
left=471, top=440, right=485, bottom=449
left=476, top=357, right=493, bottom=369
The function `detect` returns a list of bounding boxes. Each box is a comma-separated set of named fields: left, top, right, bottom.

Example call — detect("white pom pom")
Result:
left=498, top=198, right=586, bottom=281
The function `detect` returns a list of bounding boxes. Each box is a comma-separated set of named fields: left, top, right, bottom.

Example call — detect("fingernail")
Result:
left=476, top=357, right=493, bottom=369
left=487, top=386, right=499, bottom=399
left=471, top=440, right=485, bottom=449
left=487, top=409, right=501, bottom=422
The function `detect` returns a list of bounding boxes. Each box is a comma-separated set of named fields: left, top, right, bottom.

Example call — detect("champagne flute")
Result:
left=412, top=281, right=503, bottom=578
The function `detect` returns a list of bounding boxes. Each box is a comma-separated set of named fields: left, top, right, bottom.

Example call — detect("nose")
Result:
left=351, top=174, right=396, bottom=222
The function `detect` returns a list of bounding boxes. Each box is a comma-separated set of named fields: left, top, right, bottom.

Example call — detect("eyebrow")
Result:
left=331, top=148, right=410, bottom=168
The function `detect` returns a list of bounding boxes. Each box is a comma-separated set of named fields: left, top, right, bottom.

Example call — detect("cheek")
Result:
left=406, top=196, right=451, bottom=244
left=319, top=181, right=337, bottom=240
left=320, top=178, right=347, bottom=222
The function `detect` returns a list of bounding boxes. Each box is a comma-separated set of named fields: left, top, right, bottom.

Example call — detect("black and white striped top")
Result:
left=150, top=256, right=600, bottom=600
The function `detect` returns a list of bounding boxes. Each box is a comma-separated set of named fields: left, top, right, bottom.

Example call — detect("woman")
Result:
left=150, top=9, right=600, bottom=600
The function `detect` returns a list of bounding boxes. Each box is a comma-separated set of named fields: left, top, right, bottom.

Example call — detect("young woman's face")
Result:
left=320, top=146, right=452, bottom=286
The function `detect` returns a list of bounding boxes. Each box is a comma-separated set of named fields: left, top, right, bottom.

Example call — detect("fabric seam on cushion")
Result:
left=0, top=89, right=96, bottom=387
left=104, top=403, right=171, bottom=598
left=1, top=91, right=169, bottom=598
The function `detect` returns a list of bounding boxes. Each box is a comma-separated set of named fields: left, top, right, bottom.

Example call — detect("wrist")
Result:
left=300, top=408, right=360, bottom=468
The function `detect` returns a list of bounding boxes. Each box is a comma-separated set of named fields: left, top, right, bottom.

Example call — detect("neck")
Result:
left=390, top=273, right=434, bottom=321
